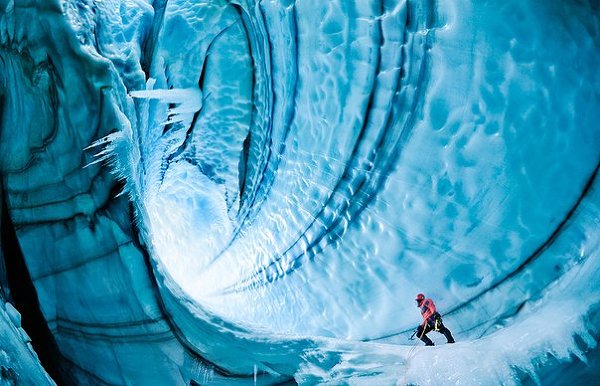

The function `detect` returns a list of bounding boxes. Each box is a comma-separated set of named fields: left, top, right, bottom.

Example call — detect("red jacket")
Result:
left=419, top=298, right=436, bottom=326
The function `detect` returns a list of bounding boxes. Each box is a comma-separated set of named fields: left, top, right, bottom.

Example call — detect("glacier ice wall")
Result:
left=0, top=210, right=53, bottom=385
left=0, top=0, right=599, bottom=384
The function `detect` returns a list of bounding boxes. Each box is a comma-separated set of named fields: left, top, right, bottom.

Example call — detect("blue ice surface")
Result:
left=0, top=0, right=599, bottom=384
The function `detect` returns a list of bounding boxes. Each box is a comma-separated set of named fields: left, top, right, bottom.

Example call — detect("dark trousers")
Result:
left=417, top=314, right=455, bottom=346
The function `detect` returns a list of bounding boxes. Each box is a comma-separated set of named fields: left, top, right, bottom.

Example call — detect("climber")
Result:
left=415, top=293, right=455, bottom=346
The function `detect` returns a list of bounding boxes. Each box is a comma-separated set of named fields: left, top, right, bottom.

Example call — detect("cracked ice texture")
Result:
left=0, top=0, right=599, bottom=384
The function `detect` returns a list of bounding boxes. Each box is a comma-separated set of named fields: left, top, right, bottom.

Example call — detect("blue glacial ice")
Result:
left=0, top=0, right=599, bottom=384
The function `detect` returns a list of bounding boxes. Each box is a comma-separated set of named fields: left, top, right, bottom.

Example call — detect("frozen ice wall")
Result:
left=0, top=227, right=53, bottom=386
left=0, top=0, right=599, bottom=384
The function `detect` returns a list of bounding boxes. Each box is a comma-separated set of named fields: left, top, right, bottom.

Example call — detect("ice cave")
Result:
left=0, top=0, right=599, bottom=384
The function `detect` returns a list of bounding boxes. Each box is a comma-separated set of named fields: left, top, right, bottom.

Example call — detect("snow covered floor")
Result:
left=296, top=232, right=600, bottom=385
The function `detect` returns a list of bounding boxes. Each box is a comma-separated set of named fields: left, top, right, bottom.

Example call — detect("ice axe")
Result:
left=409, top=329, right=418, bottom=341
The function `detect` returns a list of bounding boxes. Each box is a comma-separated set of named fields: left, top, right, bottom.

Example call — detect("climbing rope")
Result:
left=401, top=327, right=423, bottom=385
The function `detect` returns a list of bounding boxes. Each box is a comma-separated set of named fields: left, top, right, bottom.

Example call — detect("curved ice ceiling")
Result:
left=0, top=0, right=599, bottom=384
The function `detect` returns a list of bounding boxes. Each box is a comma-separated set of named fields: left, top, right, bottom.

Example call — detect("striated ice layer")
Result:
left=0, top=0, right=599, bottom=385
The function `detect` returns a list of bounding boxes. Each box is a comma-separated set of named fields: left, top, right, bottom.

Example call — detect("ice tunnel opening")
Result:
left=132, top=0, right=442, bottom=341
left=128, top=0, right=600, bottom=354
